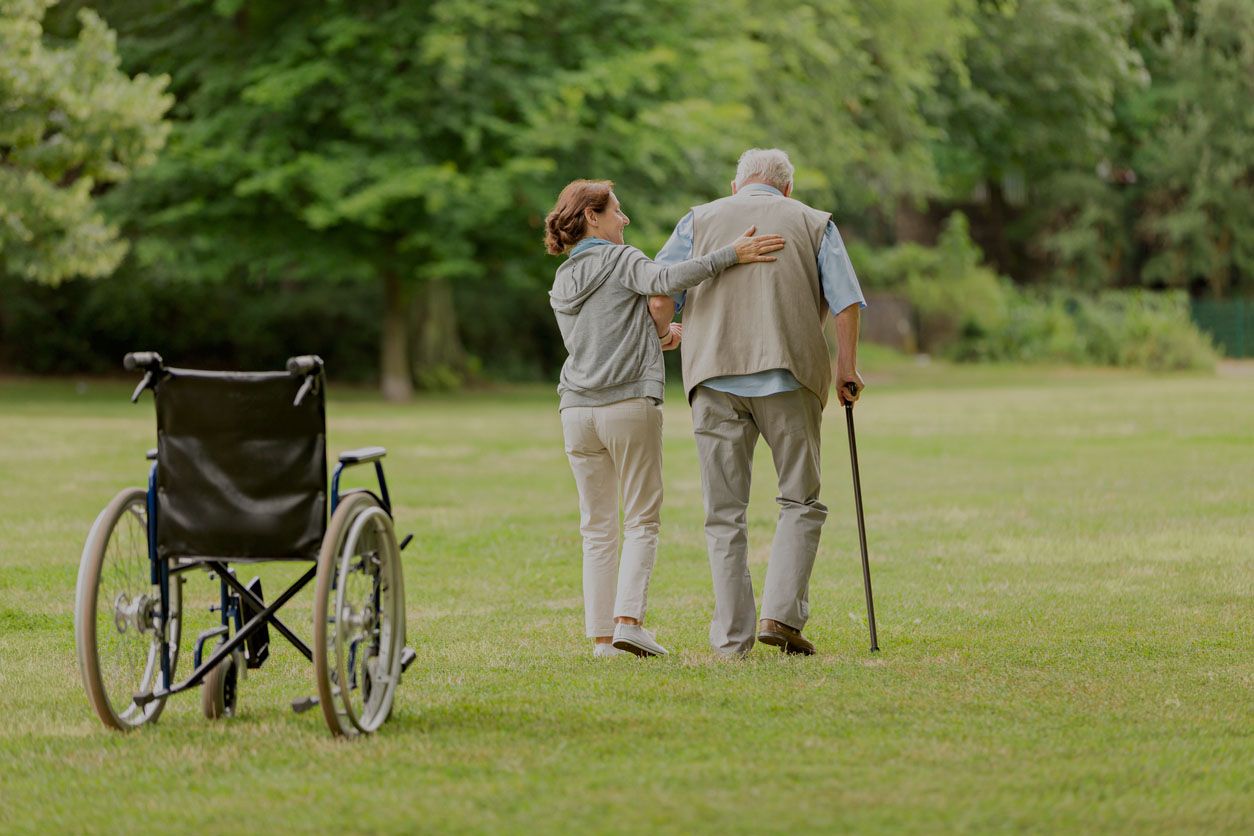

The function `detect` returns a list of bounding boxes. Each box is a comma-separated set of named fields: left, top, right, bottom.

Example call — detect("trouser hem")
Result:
left=759, top=611, right=805, bottom=632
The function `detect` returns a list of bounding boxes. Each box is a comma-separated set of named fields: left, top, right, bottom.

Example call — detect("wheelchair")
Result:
left=74, top=352, right=415, bottom=737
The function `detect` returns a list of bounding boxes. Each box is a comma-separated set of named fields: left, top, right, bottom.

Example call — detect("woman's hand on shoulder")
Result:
left=731, top=226, right=786, bottom=264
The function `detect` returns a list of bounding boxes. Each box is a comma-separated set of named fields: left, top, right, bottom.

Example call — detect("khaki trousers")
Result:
left=560, top=398, right=664, bottom=637
left=691, top=386, right=827, bottom=655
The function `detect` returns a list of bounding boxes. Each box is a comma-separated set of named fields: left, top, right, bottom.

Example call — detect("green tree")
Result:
left=738, top=0, right=972, bottom=234
left=1129, top=0, right=1254, bottom=295
left=91, top=0, right=757, bottom=399
left=0, top=0, right=170, bottom=284
left=930, top=0, right=1142, bottom=284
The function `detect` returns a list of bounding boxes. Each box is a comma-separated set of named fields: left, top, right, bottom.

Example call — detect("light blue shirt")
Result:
left=569, top=236, right=614, bottom=257
left=655, top=184, right=866, bottom=397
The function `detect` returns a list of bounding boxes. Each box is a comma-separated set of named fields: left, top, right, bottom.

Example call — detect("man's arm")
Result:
left=833, top=303, right=864, bottom=404
left=818, top=220, right=867, bottom=404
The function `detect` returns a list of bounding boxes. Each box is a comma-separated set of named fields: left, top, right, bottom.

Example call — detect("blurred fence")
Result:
left=1190, top=298, right=1252, bottom=357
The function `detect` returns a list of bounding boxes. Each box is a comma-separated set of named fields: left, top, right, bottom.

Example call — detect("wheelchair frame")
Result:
left=75, top=352, right=414, bottom=736
left=136, top=453, right=393, bottom=702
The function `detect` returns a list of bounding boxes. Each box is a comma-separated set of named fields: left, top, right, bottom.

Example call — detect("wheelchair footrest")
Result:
left=291, top=695, right=319, bottom=714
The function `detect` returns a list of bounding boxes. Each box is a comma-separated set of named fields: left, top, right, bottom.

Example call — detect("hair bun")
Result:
left=543, top=179, right=615, bottom=255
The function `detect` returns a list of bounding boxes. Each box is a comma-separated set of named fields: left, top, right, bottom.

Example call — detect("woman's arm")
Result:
left=619, top=245, right=737, bottom=296
left=617, top=227, right=787, bottom=296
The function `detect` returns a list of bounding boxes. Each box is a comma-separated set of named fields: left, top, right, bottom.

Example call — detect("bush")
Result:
left=864, top=213, right=1218, bottom=371
left=960, top=288, right=1217, bottom=371
left=1092, top=291, right=1219, bottom=371
left=0, top=271, right=381, bottom=380
left=1, top=211, right=1216, bottom=380
left=0, top=267, right=566, bottom=384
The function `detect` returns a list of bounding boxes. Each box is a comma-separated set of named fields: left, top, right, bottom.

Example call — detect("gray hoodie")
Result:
left=550, top=242, right=737, bottom=409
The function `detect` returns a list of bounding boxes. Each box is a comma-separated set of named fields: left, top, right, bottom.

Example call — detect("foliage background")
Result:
left=1, top=6, right=1249, bottom=830
left=1, top=0, right=1250, bottom=386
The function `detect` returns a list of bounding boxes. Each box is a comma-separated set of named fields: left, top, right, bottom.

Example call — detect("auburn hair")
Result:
left=544, top=179, right=614, bottom=255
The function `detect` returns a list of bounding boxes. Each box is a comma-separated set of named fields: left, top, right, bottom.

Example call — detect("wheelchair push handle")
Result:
left=286, top=355, right=324, bottom=406
left=124, top=351, right=164, bottom=403
left=286, top=355, right=324, bottom=376
left=124, top=351, right=164, bottom=372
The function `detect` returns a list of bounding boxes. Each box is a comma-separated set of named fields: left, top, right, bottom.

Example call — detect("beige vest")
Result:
left=683, top=190, right=833, bottom=406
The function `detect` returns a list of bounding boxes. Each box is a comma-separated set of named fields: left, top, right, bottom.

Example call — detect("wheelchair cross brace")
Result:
left=135, top=444, right=402, bottom=708
left=209, top=561, right=312, bottom=661
left=134, top=563, right=317, bottom=706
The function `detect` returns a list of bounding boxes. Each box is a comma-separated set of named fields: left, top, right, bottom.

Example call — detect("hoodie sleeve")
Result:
left=615, top=244, right=738, bottom=296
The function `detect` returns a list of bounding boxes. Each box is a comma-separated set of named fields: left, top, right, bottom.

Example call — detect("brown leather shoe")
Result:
left=757, top=619, right=816, bottom=655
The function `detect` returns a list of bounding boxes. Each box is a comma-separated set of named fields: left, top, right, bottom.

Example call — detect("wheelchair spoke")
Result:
left=79, top=489, right=182, bottom=730
left=315, top=495, right=404, bottom=736
left=98, top=505, right=157, bottom=718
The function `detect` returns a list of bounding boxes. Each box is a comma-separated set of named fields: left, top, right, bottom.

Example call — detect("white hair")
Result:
left=735, top=148, right=794, bottom=191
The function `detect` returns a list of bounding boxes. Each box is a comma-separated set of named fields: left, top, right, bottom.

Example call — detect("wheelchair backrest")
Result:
left=154, top=368, right=327, bottom=560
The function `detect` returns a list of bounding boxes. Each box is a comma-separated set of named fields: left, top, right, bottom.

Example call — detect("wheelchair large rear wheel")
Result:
left=313, top=492, right=406, bottom=736
left=76, top=488, right=182, bottom=730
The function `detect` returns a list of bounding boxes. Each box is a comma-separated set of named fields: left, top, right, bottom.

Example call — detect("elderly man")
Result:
left=656, top=148, right=865, bottom=656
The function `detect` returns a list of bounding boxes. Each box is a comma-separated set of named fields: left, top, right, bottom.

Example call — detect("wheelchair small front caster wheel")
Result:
left=201, top=653, right=240, bottom=720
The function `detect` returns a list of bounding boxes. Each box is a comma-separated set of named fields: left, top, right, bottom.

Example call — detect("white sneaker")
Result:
left=593, top=643, right=627, bottom=658
left=612, top=623, right=669, bottom=657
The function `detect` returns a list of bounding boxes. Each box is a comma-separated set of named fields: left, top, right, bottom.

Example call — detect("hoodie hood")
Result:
left=549, top=245, right=630, bottom=315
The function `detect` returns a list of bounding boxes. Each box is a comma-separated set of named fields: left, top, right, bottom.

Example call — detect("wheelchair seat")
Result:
left=155, top=368, right=327, bottom=561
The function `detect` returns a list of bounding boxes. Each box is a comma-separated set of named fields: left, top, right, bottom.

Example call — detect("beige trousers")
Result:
left=560, top=397, right=664, bottom=637
left=691, top=386, right=827, bottom=655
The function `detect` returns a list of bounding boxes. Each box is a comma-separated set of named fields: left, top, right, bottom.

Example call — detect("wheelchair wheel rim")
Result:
left=331, top=505, right=402, bottom=734
left=78, top=490, right=181, bottom=729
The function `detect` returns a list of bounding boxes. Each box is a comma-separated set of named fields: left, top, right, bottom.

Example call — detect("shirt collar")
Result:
left=569, top=237, right=614, bottom=257
left=739, top=183, right=784, bottom=197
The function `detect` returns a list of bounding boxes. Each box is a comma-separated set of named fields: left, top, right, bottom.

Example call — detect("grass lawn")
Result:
left=0, top=357, right=1250, bottom=833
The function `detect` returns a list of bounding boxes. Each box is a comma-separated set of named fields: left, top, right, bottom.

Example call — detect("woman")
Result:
left=545, top=179, right=784, bottom=657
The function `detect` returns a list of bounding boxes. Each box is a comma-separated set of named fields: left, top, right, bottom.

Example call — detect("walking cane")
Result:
left=843, top=382, right=880, bottom=652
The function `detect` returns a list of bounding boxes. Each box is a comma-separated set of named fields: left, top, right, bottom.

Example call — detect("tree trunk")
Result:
left=894, top=195, right=937, bottom=245
left=1209, top=227, right=1233, bottom=298
left=380, top=270, right=413, bottom=402
left=411, top=277, right=466, bottom=389
left=984, top=179, right=1017, bottom=279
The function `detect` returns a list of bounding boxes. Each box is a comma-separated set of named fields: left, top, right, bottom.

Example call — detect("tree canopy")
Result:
left=3, top=0, right=1250, bottom=383
left=78, top=0, right=980, bottom=395
left=1129, top=0, right=1254, bottom=296
left=0, top=0, right=169, bottom=284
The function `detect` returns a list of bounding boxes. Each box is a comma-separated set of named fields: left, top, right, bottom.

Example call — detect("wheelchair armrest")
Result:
left=338, top=446, right=387, bottom=465
left=331, top=447, right=391, bottom=514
